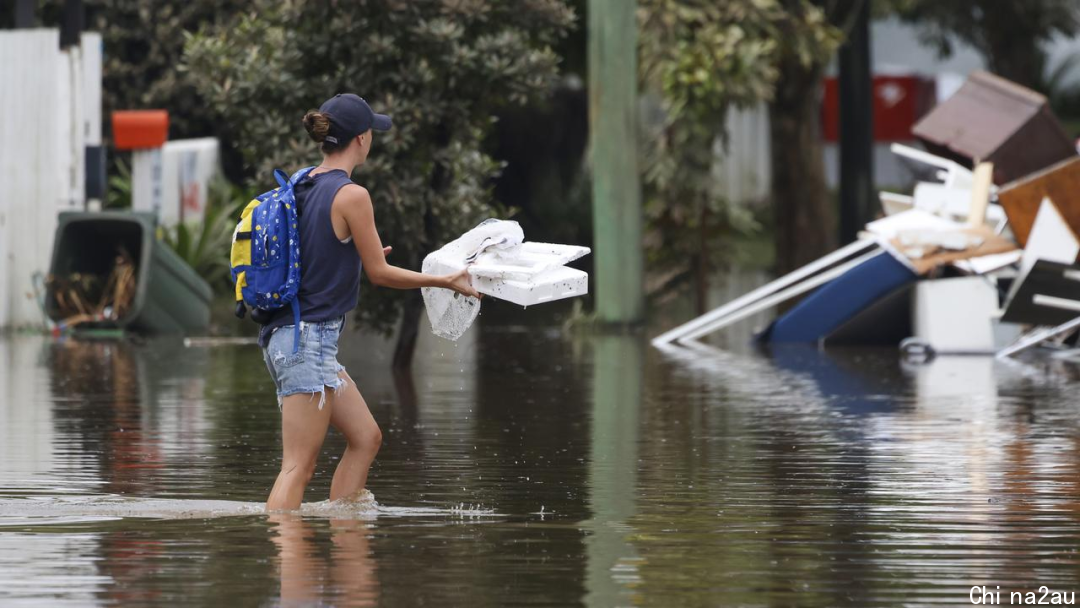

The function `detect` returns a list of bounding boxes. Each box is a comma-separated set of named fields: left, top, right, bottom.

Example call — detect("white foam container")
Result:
left=469, top=265, right=588, bottom=306
left=464, top=242, right=590, bottom=306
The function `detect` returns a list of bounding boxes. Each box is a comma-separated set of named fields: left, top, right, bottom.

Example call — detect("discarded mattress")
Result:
left=421, top=218, right=590, bottom=340
left=760, top=251, right=918, bottom=343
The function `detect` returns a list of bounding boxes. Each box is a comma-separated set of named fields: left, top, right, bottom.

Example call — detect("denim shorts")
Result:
left=262, top=316, right=348, bottom=410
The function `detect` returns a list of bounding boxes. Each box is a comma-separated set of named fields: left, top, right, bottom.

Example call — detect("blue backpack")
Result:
left=230, top=166, right=314, bottom=352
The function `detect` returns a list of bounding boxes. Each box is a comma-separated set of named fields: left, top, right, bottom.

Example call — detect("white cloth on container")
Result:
left=421, top=219, right=524, bottom=341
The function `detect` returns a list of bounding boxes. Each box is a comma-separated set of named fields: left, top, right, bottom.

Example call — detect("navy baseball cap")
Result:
left=319, top=93, right=392, bottom=145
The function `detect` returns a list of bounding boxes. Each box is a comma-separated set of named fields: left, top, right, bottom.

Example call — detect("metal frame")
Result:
left=651, top=239, right=881, bottom=347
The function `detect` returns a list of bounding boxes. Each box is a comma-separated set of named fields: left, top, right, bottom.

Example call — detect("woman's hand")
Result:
left=445, top=268, right=482, bottom=299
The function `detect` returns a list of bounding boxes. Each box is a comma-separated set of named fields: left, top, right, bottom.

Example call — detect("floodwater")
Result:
left=2, top=302, right=1080, bottom=606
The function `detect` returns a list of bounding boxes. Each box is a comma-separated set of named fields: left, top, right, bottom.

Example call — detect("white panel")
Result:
left=0, top=30, right=93, bottom=329
left=913, top=277, right=998, bottom=353
left=714, top=102, right=771, bottom=206
left=81, top=32, right=103, bottom=145
left=158, top=138, right=221, bottom=227
left=62, top=44, right=86, bottom=213
left=0, top=30, right=63, bottom=329
left=50, top=45, right=71, bottom=314
left=131, top=148, right=162, bottom=217
left=1020, top=198, right=1080, bottom=278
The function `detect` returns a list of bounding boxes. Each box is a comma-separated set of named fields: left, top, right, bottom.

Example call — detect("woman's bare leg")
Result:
left=267, top=392, right=333, bottom=511
left=328, top=370, right=382, bottom=501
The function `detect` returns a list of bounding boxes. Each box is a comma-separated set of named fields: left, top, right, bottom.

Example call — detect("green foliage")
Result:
left=183, top=0, right=574, bottom=335
left=39, top=0, right=248, bottom=142
left=159, top=179, right=249, bottom=292
left=887, top=0, right=1080, bottom=89
left=105, top=157, right=132, bottom=209
left=637, top=0, right=842, bottom=272
left=1043, top=52, right=1080, bottom=122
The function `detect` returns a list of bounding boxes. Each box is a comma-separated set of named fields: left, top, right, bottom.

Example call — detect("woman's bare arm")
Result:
left=336, top=184, right=480, bottom=297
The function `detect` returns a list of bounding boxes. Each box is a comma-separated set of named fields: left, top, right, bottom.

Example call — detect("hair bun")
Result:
left=303, top=111, right=330, bottom=143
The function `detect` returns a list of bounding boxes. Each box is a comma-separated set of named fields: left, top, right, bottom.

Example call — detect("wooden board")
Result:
left=967, top=162, right=994, bottom=227
left=999, top=156, right=1080, bottom=247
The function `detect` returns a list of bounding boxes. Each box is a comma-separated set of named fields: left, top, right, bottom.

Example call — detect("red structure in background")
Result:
left=112, top=110, right=169, bottom=150
left=822, top=75, right=936, bottom=142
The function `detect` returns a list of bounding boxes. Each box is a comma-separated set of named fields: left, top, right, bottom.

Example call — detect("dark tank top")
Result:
left=258, top=169, right=362, bottom=347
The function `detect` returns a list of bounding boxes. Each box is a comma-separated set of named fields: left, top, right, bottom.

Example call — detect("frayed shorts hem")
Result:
left=263, top=316, right=348, bottom=412
left=275, top=366, right=348, bottom=410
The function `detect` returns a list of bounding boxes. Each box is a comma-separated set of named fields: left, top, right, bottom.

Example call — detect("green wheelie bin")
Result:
left=45, top=211, right=212, bottom=334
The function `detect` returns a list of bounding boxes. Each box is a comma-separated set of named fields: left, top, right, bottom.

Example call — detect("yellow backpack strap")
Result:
left=231, top=199, right=261, bottom=318
left=230, top=200, right=260, bottom=268
left=234, top=271, right=246, bottom=301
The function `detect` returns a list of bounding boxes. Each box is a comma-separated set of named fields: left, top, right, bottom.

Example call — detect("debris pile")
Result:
left=655, top=71, right=1080, bottom=360
left=46, top=247, right=137, bottom=327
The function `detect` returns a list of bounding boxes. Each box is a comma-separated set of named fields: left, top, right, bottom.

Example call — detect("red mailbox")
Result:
left=112, top=110, right=169, bottom=150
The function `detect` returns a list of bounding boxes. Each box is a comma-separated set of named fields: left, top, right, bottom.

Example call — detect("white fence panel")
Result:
left=149, top=138, right=221, bottom=228
left=714, top=103, right=772, bottom=208
left=83, top=33, right=103, bottom=146
left=0, top=30, right=92, bottom=330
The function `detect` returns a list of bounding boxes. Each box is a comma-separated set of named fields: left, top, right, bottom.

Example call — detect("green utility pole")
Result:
left=588, top=0, right=644, bottom=325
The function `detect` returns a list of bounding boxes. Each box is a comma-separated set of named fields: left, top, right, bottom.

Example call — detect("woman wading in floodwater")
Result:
left=260, top=94, right=480, bottom=511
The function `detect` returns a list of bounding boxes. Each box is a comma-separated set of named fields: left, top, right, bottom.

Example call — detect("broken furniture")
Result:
left=650, top=239, right=883, bottom=346
left=911, top=70, right=1077, bottom=185
left=910, top=277, right=1001, bottom=354
left=655, top=70, right=1080, bottom=362
left=882, top=144, right=1007, bottom=232
left=1001, top=260, right=1080, bottom=327
left=998, top=157, right=1080, bottom=248
left=997, top=264, right=1080, bottom=359
left=761, top=252, right=916, bottom=343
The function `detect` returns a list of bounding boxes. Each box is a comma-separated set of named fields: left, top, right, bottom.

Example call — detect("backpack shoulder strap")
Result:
left=273, top=169, right=290, bottom=189
left=272, top=166, right=316, bottom=190
left=290, top=166, right=316, bottom=187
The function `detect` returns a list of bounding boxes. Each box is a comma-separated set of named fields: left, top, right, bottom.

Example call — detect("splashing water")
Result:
left=0, top=491, right=500, bottom=525
left=297, top=489, right=380, bottom=518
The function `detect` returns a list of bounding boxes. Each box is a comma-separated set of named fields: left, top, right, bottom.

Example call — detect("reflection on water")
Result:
left=270, top=514, right=378, bottom=607
left=1, top=312, right=1080, bottom=606
left=586, top=335, right=643, bottom=607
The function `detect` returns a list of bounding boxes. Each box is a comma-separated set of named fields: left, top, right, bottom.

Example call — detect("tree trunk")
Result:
left=768, top=57, right=835, bottom=276
left=393, top=121, right=451, bottom=371
left=392, top=291, right=424, bottom=371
